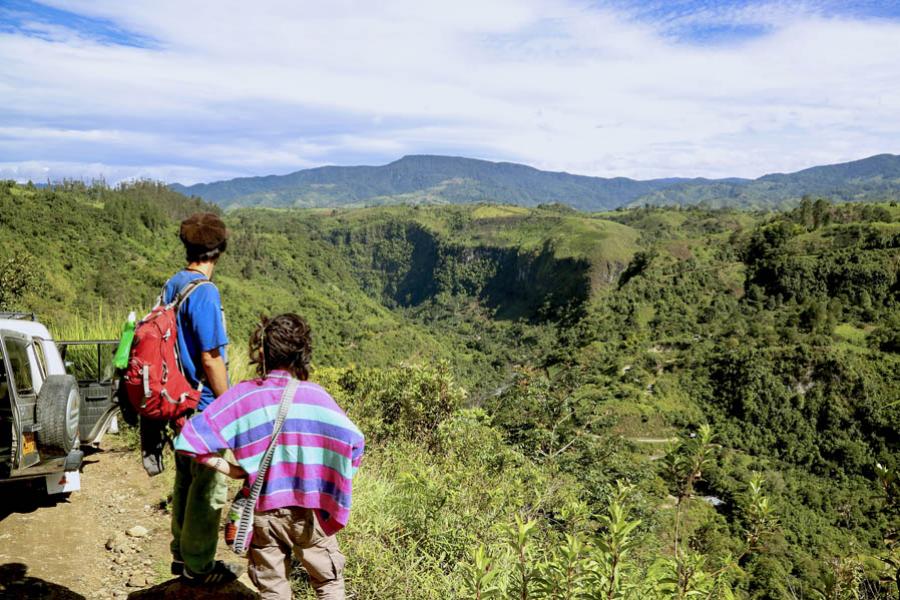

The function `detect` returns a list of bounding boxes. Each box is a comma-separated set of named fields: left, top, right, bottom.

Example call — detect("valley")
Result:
left=0, top=180, right=898, bottom=598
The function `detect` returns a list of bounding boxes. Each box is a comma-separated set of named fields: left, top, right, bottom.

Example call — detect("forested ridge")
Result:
left=1, top=179, right=898, bottom=598
left=170, top=153, right=900, bottom=211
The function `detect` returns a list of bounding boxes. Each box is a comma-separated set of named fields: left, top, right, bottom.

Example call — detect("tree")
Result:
left=0, top=254, right=35, bottom=311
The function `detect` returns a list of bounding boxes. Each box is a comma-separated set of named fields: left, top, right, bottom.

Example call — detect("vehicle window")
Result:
left=60, top=342, right=116, bottom=383
left=33, top=340, right=47, bottom=380
left=0, top=343, right=6, bottom=394
left=5, top=338, right=34, bottom=395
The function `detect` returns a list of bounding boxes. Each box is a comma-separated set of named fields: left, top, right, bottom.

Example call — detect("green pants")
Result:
left=170, top=452, right=228, bottom=574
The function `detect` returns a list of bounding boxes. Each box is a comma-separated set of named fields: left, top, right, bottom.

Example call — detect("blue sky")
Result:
left=1, top=0, right=900, bottom=184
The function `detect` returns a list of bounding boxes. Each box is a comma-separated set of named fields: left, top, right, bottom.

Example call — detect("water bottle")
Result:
left=113, top=311, right=136, bottom=370
left=224, top=491, right=249, bottom=545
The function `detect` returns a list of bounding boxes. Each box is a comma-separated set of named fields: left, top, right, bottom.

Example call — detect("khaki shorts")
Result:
left=248, top=506, right=346, bottom=600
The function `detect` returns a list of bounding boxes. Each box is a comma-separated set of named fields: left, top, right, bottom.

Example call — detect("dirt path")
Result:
left=0, top=435, right=256, bottom=599
left=626, top=437, right=676, bottom=444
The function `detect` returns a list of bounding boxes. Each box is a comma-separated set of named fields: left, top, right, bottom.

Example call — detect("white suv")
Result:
left=0, top=313, right=118, bottom=494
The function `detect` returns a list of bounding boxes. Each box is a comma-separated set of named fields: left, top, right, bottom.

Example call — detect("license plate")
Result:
left=22, top=432, right=36, bottom=455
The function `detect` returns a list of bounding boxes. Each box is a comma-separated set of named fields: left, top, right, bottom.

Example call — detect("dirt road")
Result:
left=0, top=435, right=256, bottom=599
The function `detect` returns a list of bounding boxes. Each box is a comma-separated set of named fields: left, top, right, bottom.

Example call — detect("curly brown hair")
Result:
left=248, top=313, right=313, bottom=380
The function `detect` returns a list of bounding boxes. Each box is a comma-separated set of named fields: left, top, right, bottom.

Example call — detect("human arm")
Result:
left=200, top=348, right=228, bottom=398
left=174, top=396, right=237, bottom=468
left=186, top=284, right=229, bottom=397
left=197, top=454, right=247, bottom=479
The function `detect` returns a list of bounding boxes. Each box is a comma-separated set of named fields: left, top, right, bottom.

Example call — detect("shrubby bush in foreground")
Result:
left=288, top=364, right=897, bottom=599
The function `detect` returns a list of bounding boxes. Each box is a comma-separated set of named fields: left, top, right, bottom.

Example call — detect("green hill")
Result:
left=2, top=181, right=899, bottom=598
left=171, top=153, right=900, bottom=211
left=0, top=180, right=640, bottom=389
left=633, top=153, right=900, bottom=208
left=172, top=155, right=688, bottom=211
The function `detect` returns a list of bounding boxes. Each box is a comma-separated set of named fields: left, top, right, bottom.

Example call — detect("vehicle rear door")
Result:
left=0, top=337, right=15, bottom=474
left=0, top=330, right=41, bottom=469
left=56, top=340, right=119, bottom=443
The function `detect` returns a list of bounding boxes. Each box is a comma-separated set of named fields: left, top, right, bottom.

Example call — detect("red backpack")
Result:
left=123, top=279, right=212, bottom=421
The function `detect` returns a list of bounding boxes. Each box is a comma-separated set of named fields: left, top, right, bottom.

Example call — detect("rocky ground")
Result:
left=0, top=434, right=257, bottom=599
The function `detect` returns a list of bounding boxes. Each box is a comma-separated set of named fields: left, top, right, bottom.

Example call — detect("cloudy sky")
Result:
left=1, top=0, right=899, bottom=184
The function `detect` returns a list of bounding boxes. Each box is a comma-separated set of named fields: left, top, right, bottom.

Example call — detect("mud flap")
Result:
left=45, top=470, right=81, bottom=494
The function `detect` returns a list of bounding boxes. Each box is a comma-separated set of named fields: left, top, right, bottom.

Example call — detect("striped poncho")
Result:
left=174, top=370, right=365, bottom=535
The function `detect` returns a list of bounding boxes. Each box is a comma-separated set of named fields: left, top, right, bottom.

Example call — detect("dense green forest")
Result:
left=1, top=180, right=898, bottom=599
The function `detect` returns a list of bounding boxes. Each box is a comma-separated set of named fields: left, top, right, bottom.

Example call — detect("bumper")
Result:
left=0, top=449, right=85, bottom=483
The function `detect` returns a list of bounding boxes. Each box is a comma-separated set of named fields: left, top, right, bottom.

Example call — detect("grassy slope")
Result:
left=4, top=183, right=898, bottom=595
left=0, top=185, right=455, bottom=374
left=1, top=186, right=641, bottom=388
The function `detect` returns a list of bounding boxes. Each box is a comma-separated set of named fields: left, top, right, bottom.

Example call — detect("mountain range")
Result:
left=171, top=153, right=900, bottom=211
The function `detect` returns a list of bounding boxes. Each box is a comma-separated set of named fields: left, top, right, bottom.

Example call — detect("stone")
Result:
left=106, top=533, right=128, bottom=552
left=126, top=526, right=149, bottom=538
left=126, top=573, right=149, bottom=588
left=125, top=577, right=258, bottom=599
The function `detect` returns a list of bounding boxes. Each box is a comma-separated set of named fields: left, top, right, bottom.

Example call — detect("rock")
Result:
left=127, top=573, right=149, bottom=588
left=106, top=533, right=128, bottom=552
left=125, top=576, right=257, bottom=599
left=126, top=526, right=149, bottom=538
left=113, top=555, right=128, bottom=565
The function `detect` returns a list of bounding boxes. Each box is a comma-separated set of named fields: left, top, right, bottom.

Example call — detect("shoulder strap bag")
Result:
left=231, top=377, right=299, bottom=555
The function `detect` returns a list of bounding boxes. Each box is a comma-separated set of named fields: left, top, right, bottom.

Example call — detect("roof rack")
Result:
left=0, top=312, right=36, bottom=321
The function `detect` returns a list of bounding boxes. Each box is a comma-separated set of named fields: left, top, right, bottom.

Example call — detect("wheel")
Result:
left=36, top=375, right=80, bottom=454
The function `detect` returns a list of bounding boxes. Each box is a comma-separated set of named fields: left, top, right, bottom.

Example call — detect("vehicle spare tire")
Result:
left=37, top=375, right=80, bottom=455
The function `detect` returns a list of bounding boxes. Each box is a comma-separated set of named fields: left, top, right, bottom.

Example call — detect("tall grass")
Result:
left=52, top=308, right=256, bottom=384
left=49, top=307, right=125, bottom=382
left=227, top=346, right=255, bottom=383
left=49, top=304, right=125, bottom=342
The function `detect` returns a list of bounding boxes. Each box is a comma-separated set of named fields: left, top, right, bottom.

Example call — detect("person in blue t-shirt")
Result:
left=165, top=212, right=241, bottom=586
left=162, top=271, right=228, bottom=411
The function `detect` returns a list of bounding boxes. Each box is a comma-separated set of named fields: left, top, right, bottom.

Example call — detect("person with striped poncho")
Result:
left=175, top=313, right=365, bottom=600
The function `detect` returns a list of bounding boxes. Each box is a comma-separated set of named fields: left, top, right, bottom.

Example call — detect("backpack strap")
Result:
left=170, top=278, right=213, bottom=310
left=154, top=277, right=213, bottom=310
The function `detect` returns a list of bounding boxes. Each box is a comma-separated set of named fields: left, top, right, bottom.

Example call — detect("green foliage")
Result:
left=327, top=361, right=465, bottom=443
left=310, top=367, right=576, bottom=599
left=631, top=155, right=900, bottom=209
left=0, top=253, right=37, bottom=310
left=5, top=179, right=899, bottom=598
left=463, top=546, right=504, bottom=600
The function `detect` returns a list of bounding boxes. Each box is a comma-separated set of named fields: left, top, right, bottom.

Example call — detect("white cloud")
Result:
left=0, top=0, right=899, bottom=184
left=0, top=160, right=238, bottom=185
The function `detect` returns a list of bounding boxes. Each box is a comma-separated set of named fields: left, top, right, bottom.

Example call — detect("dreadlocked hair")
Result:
left=249, top=313, right=313, bottom=380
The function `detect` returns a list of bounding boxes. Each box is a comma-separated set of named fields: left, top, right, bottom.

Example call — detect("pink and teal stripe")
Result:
left=175, top=370, right=364, bottom=535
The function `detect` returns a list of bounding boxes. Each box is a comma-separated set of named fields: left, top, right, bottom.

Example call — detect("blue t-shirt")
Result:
left=163, top=270, right=228, bottom=410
